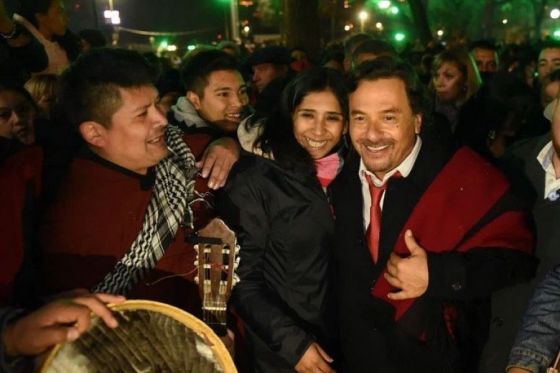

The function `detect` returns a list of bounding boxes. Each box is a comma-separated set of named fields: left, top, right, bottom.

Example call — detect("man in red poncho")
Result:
left=330, top=56, right=536, bottom=373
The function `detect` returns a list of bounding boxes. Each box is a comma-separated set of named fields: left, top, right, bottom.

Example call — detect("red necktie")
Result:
left=365, top=174, right=386, bottom=263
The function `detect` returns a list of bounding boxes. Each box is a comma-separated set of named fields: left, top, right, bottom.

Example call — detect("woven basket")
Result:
left=41, top=299, right=237, bottom=373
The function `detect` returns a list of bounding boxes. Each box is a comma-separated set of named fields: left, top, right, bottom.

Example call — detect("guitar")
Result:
left=193, top=218, right=240, bottom=337
left=548, top=351, right=560, bottom=373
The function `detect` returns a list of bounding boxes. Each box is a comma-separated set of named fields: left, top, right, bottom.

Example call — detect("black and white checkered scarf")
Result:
left=93, top=125, right=197, bottom=295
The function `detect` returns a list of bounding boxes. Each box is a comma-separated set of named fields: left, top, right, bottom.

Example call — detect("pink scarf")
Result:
left=315, top=152, right=341, bottom=188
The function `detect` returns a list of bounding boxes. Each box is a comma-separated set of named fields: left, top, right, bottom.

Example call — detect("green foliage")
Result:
left=427, top=0, right=485, bottom=38
left=425, top=0, right=544, bottom=40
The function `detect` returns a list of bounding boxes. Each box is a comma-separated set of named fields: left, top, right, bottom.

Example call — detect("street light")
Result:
left=378, top=1, right=391, bottom=10
left=551, top=8, right=560, bottom=19
left=358, top=10, right=369, bottom=32
left=103, top=9, right=120, bottom=25
left=394, top=32, right=405, bottom=42
left=217, top=0, right=240, bottom=42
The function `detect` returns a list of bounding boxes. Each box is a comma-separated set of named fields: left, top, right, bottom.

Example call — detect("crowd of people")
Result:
left=1, top=0, right=560, bottom=372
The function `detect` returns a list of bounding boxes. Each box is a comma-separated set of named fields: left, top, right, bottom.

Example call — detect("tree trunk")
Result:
left=408, top=0, right=432, bottom=45
left=283, top=0, right=321, bottom=62
left=534, top=0, right=547, bottom=41
left=480, top=0, right=495, bottom=40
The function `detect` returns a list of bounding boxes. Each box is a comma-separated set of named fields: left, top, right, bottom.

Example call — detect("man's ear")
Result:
left=186, top=91, right=201, bottom=110
left=414, top=114, right=423, bottom=135
left=79, top=121, right=106, bottom=147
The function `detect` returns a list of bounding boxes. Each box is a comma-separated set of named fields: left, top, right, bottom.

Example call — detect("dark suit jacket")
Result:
left=480, top=134, right=560, bottom=373
left=331, top=138, right=536, bottom=373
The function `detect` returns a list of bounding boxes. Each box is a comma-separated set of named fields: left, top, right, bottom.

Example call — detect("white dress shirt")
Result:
left=359, top=136, right=422, bottom=230
left=536, top=140, right=560, bottom=201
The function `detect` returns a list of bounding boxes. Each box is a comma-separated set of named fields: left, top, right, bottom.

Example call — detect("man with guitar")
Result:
left=0, top=48, right=238, bottom=331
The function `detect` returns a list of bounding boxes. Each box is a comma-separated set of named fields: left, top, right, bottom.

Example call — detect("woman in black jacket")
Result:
left=218, top=68, right=348, bottom=373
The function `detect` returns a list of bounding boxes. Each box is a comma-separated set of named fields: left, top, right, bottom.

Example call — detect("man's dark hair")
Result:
left=352, top=39, right=397, bottom=65
left=539, top=40, right=560, bottom=52
left=180, top=50, right=239, bottom=96
left=343, top=33, right=372, bottom=56
left=58, top=48, right=157, bottom=130
left=320, top=46, right=344, bottom=66
left=469, top=39, right=498, bottom=52
left=348, top=56, right=428, bottom=116
left=19, top=0, right=53, bottom=27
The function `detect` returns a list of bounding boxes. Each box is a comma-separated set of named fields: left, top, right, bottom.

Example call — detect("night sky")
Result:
left=67, top=0, right=228, bottom=44
left=4, top=0, right=232, bottom=45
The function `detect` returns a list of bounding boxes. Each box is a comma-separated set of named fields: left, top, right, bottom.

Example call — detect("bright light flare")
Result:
left=358, top=10, right=369, bottom=21
left=378, top=1, right=391, bottom=9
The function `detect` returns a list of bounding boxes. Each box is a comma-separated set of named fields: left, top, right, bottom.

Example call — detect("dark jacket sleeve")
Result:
left=425, top=248, right=537, bottom=301
left=217, top=164, right=313, bottom=367
left=425, top=190, right=537, bottom=301
left=0, top=307, right=31, bottom=373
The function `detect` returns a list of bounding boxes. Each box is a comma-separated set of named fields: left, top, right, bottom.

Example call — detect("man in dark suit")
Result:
left=481, top=98, right=560, bottom=373
left=330, top=56, right=536, bottom=372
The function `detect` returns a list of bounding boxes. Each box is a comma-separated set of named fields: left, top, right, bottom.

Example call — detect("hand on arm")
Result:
left=2, top=293, right=124, bottom=357
left=295, top=342, right=335, bottom=373
left=196, top=137, right=240, bottom=190
left=385, top=229, right=429, bottom=300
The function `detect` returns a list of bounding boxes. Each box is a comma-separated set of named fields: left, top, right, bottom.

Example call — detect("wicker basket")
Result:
left=41, top=300, right=237, bottom=373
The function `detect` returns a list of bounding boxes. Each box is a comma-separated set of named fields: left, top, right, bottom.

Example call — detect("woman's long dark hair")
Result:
left=256, top=67, right=348, bottom=173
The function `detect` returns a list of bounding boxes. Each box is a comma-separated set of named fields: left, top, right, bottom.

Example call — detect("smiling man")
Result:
left=537, top=41, right=560, bottom=83
left=330, top=56, right=536, bottom=372
left=35, top=48, right=222, bottom=316
left=170, top=49, right=249, bottom=136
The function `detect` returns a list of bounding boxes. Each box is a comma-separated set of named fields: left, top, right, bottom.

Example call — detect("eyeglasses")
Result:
left=0, top=106, right=35, bottom=121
